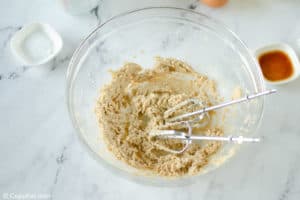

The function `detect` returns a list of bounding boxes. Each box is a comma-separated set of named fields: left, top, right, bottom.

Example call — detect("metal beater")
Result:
left=150, top=89, right=276, bottom=154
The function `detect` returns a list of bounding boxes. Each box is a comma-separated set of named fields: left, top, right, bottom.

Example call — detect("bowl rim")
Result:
left=66, top=6, right=266, bottom=185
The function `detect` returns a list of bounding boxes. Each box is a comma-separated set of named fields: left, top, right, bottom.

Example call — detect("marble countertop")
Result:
left=1, top=0, right=300, bottom=199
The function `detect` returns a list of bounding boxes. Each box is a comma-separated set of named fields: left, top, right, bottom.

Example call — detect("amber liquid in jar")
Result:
left=258, top=50, right=294, bottom=82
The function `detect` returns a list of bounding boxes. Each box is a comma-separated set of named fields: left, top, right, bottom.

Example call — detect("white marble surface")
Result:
left=1, top=0, right=300, bottom=200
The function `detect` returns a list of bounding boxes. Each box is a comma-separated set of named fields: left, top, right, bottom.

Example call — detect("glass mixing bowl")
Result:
left=66, top=7, right=265, bottom=185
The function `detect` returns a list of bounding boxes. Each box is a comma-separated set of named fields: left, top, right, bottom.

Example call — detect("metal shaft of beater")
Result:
left=162, top=134, right=261, bottom=143
left=171, top=89, right=277, bottom=122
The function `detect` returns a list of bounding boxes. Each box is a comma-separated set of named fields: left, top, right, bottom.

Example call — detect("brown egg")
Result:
left=201, top=0, right=228, bottom=8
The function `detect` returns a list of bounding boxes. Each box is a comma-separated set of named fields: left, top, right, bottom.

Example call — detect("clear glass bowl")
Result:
left=66, top=7, right=265, bottom=185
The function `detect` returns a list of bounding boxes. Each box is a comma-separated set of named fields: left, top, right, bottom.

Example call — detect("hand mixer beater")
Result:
left=150, top=89, right=276, bottom=154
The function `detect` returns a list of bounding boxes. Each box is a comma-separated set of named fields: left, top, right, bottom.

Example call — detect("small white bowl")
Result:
left=10, top=23, right=63, bottom=66
left=255, top=43, right=300, bottom=85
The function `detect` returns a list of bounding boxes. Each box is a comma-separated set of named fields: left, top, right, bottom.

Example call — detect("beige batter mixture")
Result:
left=95, top=57, right=224, bottom=176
